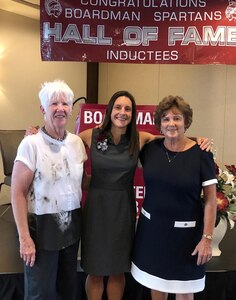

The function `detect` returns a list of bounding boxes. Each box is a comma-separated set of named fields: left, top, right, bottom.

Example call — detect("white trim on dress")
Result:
left=202, top=178, right=217, bottom=186
left=131, top=262, right=205, bottom=294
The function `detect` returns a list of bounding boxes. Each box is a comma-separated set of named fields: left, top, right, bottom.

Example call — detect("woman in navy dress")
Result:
left=131, top=96, right=217, bottom=300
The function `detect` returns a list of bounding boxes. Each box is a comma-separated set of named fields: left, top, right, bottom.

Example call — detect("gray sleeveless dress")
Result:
left=81, top=128, right=139, bottom=276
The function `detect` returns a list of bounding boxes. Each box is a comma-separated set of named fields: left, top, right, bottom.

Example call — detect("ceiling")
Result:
left=0, top=0, right=40, bottom=20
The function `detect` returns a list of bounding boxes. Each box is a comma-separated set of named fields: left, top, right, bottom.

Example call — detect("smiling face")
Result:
left=160, top=107, right=186, bottom=139
left=110, top=96, right=132, bottom=130
left=41, top=92, right=72, bottom=131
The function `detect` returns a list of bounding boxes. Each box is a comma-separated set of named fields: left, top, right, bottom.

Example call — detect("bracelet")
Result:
left=203, top=233, right=213, bottom=240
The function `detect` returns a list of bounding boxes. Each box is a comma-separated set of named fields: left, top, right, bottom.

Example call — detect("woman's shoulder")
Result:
left=67, top=131, right=84, bottom=143
left=16, top=132, right=42, bottom=156
left=184, top=138, right=197, bottom=151
left=22, top=131, right=41, bottom=145
left=185, top=139, right=214, bottom=160
left=139, top=131, right=162, bottom=150
left=141, top=136, right=163, bottom=154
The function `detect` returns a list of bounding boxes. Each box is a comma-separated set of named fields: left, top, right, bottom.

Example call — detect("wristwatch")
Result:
left=203, top=233, right=213, bottom=240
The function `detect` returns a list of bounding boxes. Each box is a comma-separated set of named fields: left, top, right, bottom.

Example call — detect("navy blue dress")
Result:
left=131, top=139, right=217, bottom=294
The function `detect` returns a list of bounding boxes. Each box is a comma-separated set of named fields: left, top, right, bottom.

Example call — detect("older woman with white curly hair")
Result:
left=11, top=79, right=87, bottom=300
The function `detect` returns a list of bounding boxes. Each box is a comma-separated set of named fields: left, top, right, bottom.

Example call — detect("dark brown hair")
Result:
left=100, top=91, right=139, bottom=156
left=154, top=95, right=193, bottom=131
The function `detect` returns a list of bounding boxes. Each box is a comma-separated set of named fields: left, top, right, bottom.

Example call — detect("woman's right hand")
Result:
left=25, top=125, right=40, bottom=137
left=19, top=235, right=36, bottom=267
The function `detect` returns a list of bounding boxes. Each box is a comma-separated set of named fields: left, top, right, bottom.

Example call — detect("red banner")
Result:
left=75, top=103, right=158, bottom=215
left=40, top=0, right=236, bottom=64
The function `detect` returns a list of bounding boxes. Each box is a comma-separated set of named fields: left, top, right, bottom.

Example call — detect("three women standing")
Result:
left=23, top=89, right=212, bottom=300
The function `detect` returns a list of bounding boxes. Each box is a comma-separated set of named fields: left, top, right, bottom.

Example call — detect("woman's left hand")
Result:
left=197, top=137, right=213, bottom=152
left=192, top=238, right=212, bottom=265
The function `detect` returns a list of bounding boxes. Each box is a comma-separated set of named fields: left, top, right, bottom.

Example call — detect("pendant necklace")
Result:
left=164, top=140, right=186, bottom=163
left=165, top=150, right=179, bottom=163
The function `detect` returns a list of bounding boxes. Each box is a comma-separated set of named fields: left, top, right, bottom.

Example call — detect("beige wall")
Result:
left=99, top=63, right=235, bottom=166
left=0, top=10, right=87, bottom=134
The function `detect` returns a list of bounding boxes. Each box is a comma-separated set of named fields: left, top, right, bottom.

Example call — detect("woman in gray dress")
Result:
left=80, top=91, right=156, bottom=300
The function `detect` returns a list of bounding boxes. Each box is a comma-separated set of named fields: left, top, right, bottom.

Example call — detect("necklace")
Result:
left=42, top=126, right=67, bottom=141
left=165, top=150, right=179, bottom=163
left=164, top=140, right=186, bottom=163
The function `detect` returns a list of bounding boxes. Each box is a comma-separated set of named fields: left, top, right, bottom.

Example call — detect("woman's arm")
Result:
left=78, top=128, right=93, bottom=148
left=192, top=184, right=217, bottom=265
left=139, top=131, right=158, bottom=150
left=82, top=169, right=91, bottom=191
left=139, top=131, right=212, bottom=151
left=11, top=161, right=36, bottom=267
